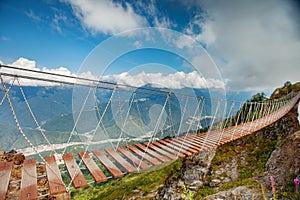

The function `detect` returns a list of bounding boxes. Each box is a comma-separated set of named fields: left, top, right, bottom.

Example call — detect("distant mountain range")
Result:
left=0, top=84, right=254, bottom=151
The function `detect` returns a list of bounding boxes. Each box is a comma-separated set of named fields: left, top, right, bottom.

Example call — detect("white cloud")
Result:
left=25, top=10, right=42, bottom=22
left=102, top=71, right=224, bottom=89
left=134, top=40, right=142, bottom=48
left=176, top=35, right=195, bottom=49
left=153, top=16, right=172, bottom=29
left=65, top=0, right=147, bottom=35
left=186, top=0, right=300, bottom=91
left=0, top=57, right=77, bottom=86
left=1, top=57, right=224, bottom=89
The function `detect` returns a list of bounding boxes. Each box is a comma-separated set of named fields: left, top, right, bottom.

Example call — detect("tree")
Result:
left=248, top=92, right=268, bottom=102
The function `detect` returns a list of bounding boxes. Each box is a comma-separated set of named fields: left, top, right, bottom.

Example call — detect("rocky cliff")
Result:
left=156, top=82, right=300, bottom=200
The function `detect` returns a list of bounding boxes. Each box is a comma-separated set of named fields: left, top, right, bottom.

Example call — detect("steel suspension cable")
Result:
left=62, top=87, right=93, bottom=155
left=92, top=89, right=116, bottom=151
left=0, top=77, right=16, bottom=106
left=178, top=96, right=203, bottom=154
left=17, top=78, right=58, bottom=155
left=116, top=92, right=136, bottom=149
left=142, top=92, right=170, bottom=163
left=217, top=101, right=235, bottom=145
left=67, top=85, right=117, bottom=189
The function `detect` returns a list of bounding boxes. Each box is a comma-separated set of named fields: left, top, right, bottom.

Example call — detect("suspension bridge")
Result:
left=0, top=64, right=299, bottom=199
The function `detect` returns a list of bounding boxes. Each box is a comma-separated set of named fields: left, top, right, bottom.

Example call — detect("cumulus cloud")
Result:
left=186, top=0, right=300, bottom=91
left=65, top=0, right=147, bottom=35
left=0, top=57, right=76, bottom=86
left=101, top=71, right=224, bottom=89
left=176, top=35, right=195, bottom=49
left=1, top=57, right=224, bottom=89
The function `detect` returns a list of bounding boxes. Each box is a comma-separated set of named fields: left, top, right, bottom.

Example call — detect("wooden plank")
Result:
left=105, top=148, right=137, bottom=173
left=193, top=134, right=218, bottom=146
left=144, top=142, right=178, bottom=160
left=168, top=138, right=199, bottom=154
left=135, top=143, right=171, bottom=163
left=44, top=156, right=66, bottom=195
left=196, top=136, right=218, bottom=146
left=127, top=145, right=161, bottom=166
left=117, top=146, right=150, bottom=170
left=151, top=141, right=186, bottom=158
left=175, top=137, right=203, bottom=151
left=157, top=140, right=193, bottom=156
left=0, top=162, right=13, bottom=200
left=92, top=150, right=124, bottom=178
left=62, top=153, right=88, bottom=189
left=20, top=158, right=38, bottom=200
left=182, top=136, right=211, bottom=149
left=165, top=139, right=198, bottom=154
left=78, top=152, right=108, bottom=183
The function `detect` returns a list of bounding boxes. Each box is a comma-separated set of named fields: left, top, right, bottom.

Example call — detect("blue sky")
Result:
left=0, top=0, right=196, bottom=70
left=0, top=0, right=300, bottom=91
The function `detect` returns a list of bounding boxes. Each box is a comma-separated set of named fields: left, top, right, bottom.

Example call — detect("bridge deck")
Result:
left=165, top=139, right=199, bottom=154
left=0, top=162, right=13, bottom=200
left=44, top=155, right=66, bottom=195
left=117, top=146, right=150, bottom=170
left=158, top=139, right=193, bottom=156
left=92, top=150, right=124, bottom=178
left=78, top=152, right=108, bottom=183
left=63, top=153, right=88, bottom=189
left=135, top=143, right=171, bottom=163
left=127, top=145, right=161, bottom=166
left=182, top=137, right=211, bottom=150
left=194, top=134, right=218, bottom=146
left=175, top=137, right=204, bottom=151
left=151, top=141, right=186, bottom=158
left=105, top=148, right=137, bottom=173
left=143, top=142, right=178, bottom=160
left=20, top=158, right=38, bottom=200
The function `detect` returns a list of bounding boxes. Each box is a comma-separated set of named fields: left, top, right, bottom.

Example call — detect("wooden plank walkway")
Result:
left=181, top=136, right=210, bottom=150
left=135, top=143, right=171, bottom=163
left=175, top=137, right=203, bottom=151
left=0, top=162, right=13, bottom=200
left=105, top=148, right=137, bottom=173
left=62, top=153, right=88, bottom=189
left=127, top=145, right=161, bottom=166
left=192, top=134, right=218, bottom=147
left=143, top=142, right=178, bottom=160
left=117, top=146, right=150, bottom=170
left=165, top=139, right=199, bottom=154
left=92, top=150, right=124, bottom=178
left=44, top=155, right=66, bottom=195
left=78, top=152, right=108, bottom=183
left=151, top=141, right=186, bottom=158
left=158, top=139, right=193, bottom=156
left=20, top=158, right=38, bottom=200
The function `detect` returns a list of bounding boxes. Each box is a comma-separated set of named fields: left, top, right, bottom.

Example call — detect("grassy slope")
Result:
left=194, top=128, right=278, bottom=199
left=71, top=159, right=183, bottom=200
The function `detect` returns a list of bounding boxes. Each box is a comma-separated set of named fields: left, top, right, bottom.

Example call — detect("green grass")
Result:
left=194, top=186, right=217, bottom=200
left=71, top=159, right=183, bottom=200
left=219, top=178, right=259, bottom=191
left=199, top=125, right=282, bottom=198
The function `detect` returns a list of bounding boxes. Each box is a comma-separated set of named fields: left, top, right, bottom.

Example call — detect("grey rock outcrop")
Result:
left=156, top=148, right=216, bottom=199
